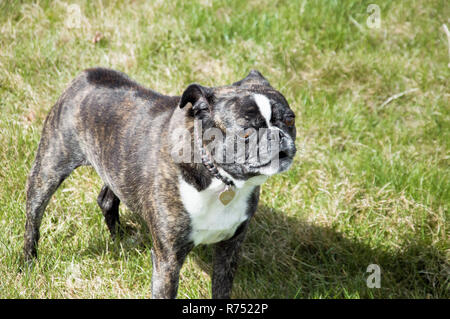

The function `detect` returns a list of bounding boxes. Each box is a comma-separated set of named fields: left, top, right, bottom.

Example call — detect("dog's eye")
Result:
left=238, top=128, right=256, bottom=139
left=284, top=116, right=295, bottom=127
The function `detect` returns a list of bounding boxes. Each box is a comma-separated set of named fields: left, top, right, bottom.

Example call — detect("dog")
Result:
left=24, top=68, right=297, bottom=298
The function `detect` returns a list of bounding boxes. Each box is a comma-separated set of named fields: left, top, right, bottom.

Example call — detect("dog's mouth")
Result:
left=247, top=146, right=294, bottom=166
left=245, top=150, right=295, bottom=174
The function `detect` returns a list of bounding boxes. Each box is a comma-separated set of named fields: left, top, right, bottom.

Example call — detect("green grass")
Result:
left=0, top=0, right=448, bottom=298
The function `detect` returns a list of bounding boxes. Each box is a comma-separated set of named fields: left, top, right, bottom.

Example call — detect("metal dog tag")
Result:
left=219, top=185, right=236, bottom=206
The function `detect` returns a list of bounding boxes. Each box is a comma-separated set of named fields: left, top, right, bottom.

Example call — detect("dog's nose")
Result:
left=278, top=130, right=296, bottom=158
left=279, top=142, right=296, bottom=159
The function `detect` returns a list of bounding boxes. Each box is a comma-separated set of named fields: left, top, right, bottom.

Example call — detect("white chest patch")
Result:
left=179, top=175, right=266, bottom=246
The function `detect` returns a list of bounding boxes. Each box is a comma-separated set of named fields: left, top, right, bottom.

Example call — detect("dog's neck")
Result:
left=177, top=137, right=235, bottom=192
left=195, top=126, right=235, bottom=188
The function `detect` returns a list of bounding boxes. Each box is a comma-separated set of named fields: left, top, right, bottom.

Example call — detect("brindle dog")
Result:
left=24, top=68, right=296, bottom=298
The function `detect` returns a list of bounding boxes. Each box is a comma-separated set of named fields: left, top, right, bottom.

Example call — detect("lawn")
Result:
left=0, top=0, right=448, bottom=298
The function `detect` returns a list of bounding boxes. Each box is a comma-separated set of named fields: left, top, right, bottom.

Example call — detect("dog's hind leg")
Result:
left=24, top=132, right=81, bottom=261
left=97, top=184, right=121, bottom=238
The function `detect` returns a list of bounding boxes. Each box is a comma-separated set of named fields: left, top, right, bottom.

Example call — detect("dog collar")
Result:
left=196, top=131, right=236, bottom=205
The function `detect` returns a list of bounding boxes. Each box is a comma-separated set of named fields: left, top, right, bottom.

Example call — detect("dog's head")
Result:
left=179, top=70, right=296, bottom=180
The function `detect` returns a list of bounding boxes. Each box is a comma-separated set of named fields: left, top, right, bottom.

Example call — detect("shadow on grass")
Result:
left=229, top=206, right=448, bottom=298
left=83, top=205, right=448, bottom=299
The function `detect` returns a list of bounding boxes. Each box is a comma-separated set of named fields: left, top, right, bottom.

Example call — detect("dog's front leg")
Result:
left=212, top=222, right=249, bottom=299
left=151, top=243, right=193, bottom=299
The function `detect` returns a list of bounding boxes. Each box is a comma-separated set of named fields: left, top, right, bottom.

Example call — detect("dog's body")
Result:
left=24, top=68, right=296, bottom=298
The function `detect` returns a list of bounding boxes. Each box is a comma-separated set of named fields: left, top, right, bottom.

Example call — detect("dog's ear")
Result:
left=232, top=69, right=271, bottom=87
left=179, top=84, right=213, bottom=116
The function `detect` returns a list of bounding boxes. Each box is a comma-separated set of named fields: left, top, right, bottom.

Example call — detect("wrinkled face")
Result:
left=179, top=70, right=297, bottom=180
left=210, top=87, right=296, bottom=178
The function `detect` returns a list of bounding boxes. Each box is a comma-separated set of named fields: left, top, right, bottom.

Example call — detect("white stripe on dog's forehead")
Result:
left=253, top=94, right=272, bottom=126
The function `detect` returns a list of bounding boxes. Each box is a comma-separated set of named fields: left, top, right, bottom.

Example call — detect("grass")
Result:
left=0, top=0, right=448, bottom=298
